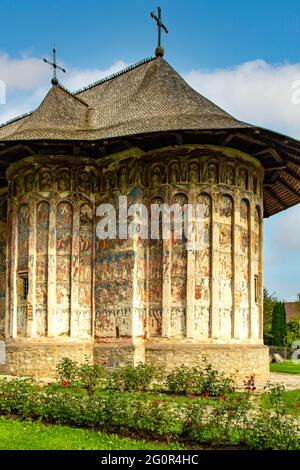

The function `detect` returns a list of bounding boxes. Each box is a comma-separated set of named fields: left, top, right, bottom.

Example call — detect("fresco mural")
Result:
left=95, top=190, right=133, bottom=338
left=36, top=202, right=50, bottom=336
left=239, top=199, right=250, bottom=338
left=218, top=195, right=233, bottom=338
left=194, top=194, right=211, bottom=338
left=0, top=199, right=6, bottom=334
left=78, top=204, right=93, bottom=336
left=4, top=151, right=264, bottom=370
left=56, top=202, right=73, bottom=336
left=148, top=197, right=163, bottom=337
left=17, top=203, right=29, bottom=336
left=252, top=206, right=261, bottom=339
left=170, top=193, right=187, bottom=337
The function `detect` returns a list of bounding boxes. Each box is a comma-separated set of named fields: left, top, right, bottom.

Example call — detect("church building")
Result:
left=0, top=33, right=299, bottom=383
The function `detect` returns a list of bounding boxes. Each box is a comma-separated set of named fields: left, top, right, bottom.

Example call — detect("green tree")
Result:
left=263, top=288, right=278, bottom=345
left=271, top=301, right=287, bottom=347
left=281, top=302, right=287, bottom=343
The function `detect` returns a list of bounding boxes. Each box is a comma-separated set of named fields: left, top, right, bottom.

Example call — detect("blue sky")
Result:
left=1, top=0, right=300, bottom=70
left=0, top=0, right=300, bottom=300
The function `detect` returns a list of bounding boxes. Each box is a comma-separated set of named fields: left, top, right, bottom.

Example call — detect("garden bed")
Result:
left=0, top=358, right=299, bottom=450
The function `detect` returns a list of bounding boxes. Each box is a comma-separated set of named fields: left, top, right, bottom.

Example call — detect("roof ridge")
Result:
left=0, top=83, right=89, bottom=130
left=0, top=56, right=156, bottom=129
left=0, top=110, right=34, bottom=129
left=74, top=56, right=156, bottom=95
left=56, top=83, right=89, bottom=106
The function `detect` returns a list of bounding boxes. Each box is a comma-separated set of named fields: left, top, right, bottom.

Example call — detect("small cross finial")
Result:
left=43, top=48, right=66, bottom=86
left=150, top=6, right=168, bottom=57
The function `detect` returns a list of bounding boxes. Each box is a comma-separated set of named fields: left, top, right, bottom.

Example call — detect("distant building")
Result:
left=285, top=302, right=300, bottom=322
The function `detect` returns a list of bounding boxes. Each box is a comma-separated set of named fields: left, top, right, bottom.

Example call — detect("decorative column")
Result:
left=161, top=236, right=172, bottom=337
left=186, top=196, right=196, bottom=339
left=5, top=209, right=12, bottom=339
left=233, top=193, right=241, bottom=339
left=10, top=207, right=18, bottom=338
left=259, top=213, right=264, bottom=339
left=210, top=191, right=219, bottom=338
left=131, top=235, right=146, bottom=364
left=249, top=202, right=254, bottom=339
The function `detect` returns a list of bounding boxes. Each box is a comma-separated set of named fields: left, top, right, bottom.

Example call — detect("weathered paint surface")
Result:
left=1, top=147, right=267, bottom=382
left=56, top=201, right=72, bottom=336
left=36, top=201, right=49, bottom=336
left=0, top=197, right=6, bottom=334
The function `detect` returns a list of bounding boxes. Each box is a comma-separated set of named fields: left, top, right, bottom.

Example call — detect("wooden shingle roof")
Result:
left=0, top=57, right=251, bottom=141
left=0, top=56, right=300, bottom=218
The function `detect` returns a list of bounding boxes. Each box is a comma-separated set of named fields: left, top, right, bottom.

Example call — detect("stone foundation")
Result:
left=93, top=340, right=135, bottom=368
left=0, top=339, right=93, bottom=377
left=0, top=338, right=269, bottom=386
left=146, top=340, right=269, bottom=386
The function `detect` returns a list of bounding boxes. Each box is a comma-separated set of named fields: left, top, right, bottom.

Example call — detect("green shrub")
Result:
left=56, top=357, right=78, bottom=383
left=107, top=362, right=156, bottom=391
left=0, top=377, right=39, bottom=418
left=77, top=361, right=105, bottom=395
left=246, top=409, right=299, bottom=450
left=207, top=394, right=251, bottom=445
left=187, top=394, right=251, bottom=446
left=56, top=357, right=105, bottom=395
left=165, top=358, right=235, bottom=398
left=0, top=376, right=299, bottom=449
left=246, top=383, right=300, bottom=450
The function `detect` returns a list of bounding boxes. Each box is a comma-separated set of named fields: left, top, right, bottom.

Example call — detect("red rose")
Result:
left=62, top=379, right=69, bottom=387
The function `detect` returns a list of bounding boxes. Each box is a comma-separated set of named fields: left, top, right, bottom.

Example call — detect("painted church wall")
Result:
left=238, top=199, right=250, bottom=338
left=252, top=206, right=261, bottom=339
left=194, top=194, right=211, bottom=339
left=17, top=203, right=29, bottom=336
left=56, top=202, right=72, bottom=336
left=218, top=195, right=233, bottom=338
left=0, top=197, right=7, bottom=335
left=36, top=201, right=49, bottom=336
left=148, top=197, right=163, bottom=337
left=5, top=148, right=264, bottom=345
left=170, top=193, right=187, bottom=337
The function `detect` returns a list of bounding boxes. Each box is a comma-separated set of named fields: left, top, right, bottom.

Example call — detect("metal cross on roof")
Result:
left=150, top=6, right=168, bottom=57
left=43, top=48, right=66, bottom=86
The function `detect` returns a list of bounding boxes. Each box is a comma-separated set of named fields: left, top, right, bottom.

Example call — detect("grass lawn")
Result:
left=261, top=389, right=300, bottom=416
left=0, top=417, right=183, bottom=450
left=270, top=361, right=300, bottom=375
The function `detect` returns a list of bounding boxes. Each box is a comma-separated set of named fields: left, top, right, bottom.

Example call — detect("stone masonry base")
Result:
left=0, top=339, right=269, bottom=386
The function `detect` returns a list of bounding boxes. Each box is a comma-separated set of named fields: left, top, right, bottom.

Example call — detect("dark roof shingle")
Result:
left=0, top=57, right=251, bottom=141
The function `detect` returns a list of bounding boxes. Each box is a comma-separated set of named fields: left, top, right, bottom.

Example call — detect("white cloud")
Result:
left=63, top=60, right=127, bottom=91
left=0, top=52, right=127, bottom=125
left=267, top=204, right=300, bottom=251
left=0, top=52, right=48, bottom=91
left=184, top=60, right=300, bottom=139
left=2, top=53, right=300, bottom=139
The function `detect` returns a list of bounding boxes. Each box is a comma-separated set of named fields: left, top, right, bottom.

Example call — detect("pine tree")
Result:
left=281, top=301, right=287, bottom=344
left=263, top=288, right=278, bottom=344
left=271, top=301, right=287, bottom=346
